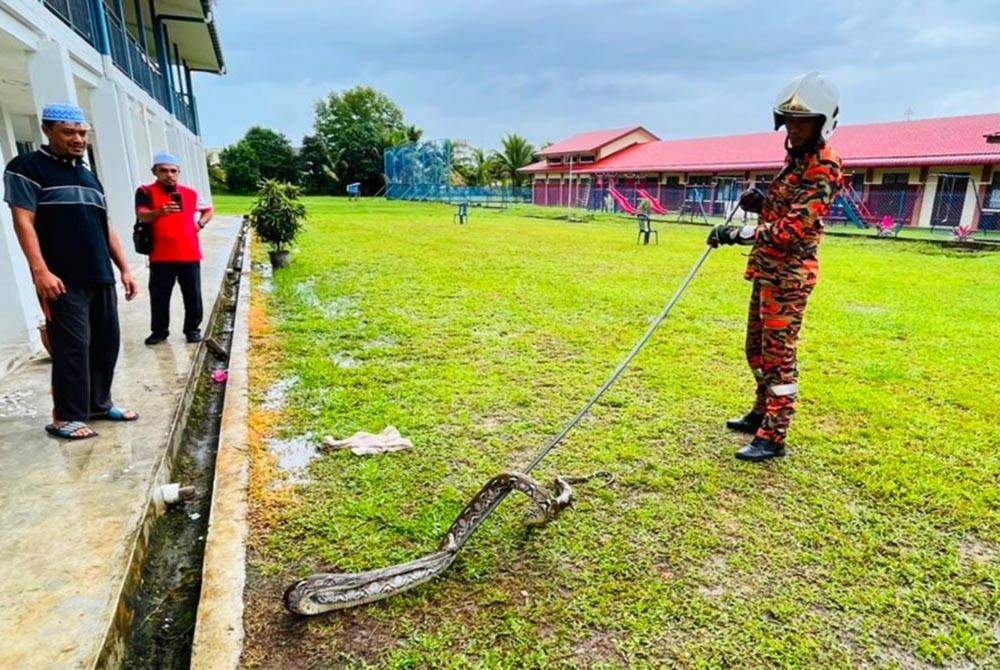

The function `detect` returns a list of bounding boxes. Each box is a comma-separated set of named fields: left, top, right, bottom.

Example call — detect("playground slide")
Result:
left=834, top=195, right=865, bottom=228
left=636, top=188, right=667, bottom=214
left=608, top=186, right=639, bottom=214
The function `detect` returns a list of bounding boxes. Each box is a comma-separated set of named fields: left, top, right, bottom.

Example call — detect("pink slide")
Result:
left=608, top=186, right=638, bottom=214
left=636, top=188, right=667, bottom=214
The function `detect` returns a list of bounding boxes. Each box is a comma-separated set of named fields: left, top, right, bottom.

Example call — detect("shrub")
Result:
left=249, top=180, right=306, bottom=252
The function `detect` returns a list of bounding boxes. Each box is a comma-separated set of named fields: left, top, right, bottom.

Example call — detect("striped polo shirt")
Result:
left=3, top=146, right=114, bottom=286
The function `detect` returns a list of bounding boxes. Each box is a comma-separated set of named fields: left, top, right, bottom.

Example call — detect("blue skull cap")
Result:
left=41, top=102, right=87, bottom=124
left=152, top=151, right=180, bottom=168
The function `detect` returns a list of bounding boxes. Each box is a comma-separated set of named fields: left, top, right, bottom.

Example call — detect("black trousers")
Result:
left=47, top=284, right=120, bottom=422
left=149, top=261, right=203, bottom=337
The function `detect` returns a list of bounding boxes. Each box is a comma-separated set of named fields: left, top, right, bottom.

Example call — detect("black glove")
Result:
left=738, top=188, right=766, bottom=214
left=707, top=224, right=756, bottom=248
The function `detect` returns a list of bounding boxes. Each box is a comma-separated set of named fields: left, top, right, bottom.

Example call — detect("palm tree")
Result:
left=387, top=124, right=424, bottom=147
left=471, top=147, right=492, bottom=186
left=496, top=133, right=535, bottom=187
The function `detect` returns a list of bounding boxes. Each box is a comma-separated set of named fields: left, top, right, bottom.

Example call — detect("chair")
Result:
left=454, top=202, right=469, bottom=224
left=346, top=182, right=361, bottom=200
left=636, top=213, right=658, bottom=245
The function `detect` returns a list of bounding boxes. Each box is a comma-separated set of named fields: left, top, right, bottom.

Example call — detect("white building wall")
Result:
left=0, top=0, right=215, bottom=373
left=915, top=165, right=985, bottom=229
left=0, top=101, right=42, bottom=367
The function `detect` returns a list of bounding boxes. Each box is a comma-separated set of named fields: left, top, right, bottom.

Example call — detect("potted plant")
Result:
left=248, top=179, right=306, bottom=269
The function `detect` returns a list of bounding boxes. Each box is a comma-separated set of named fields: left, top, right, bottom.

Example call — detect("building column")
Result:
left=0, top=103, right=43, bottom=359
left=27, top=39, right=78, bottom=137
left=116, top=89, right=143, bottom=186
left=88, top=79, right=139, bottom=251
left=916, top=174, right=938, bottom=228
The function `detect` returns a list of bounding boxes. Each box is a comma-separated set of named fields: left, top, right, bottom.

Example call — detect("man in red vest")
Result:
left=135, top=152, right=213, bottom=345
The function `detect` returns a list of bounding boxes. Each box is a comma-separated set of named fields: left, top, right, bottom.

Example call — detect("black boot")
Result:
left=735, top=436, right=785, bottom=462
left=725, top=411, right=764, bottom=435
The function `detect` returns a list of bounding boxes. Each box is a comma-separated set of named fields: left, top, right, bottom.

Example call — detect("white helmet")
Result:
left=773, top=71, right=840, bottom=140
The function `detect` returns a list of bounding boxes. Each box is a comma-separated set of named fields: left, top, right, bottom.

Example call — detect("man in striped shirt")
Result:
left=3, top=103, right=139, bottom=440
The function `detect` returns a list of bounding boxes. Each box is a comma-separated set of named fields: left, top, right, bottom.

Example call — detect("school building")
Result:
left=0, top=0, right=224, bottom=371
left=521, top=114, right=1000, bottom=232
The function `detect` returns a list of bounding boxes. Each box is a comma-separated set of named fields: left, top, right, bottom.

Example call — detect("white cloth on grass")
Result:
left=323, top=425, right=413, bottom=455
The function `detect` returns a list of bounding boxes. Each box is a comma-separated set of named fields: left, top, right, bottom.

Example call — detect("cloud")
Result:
left=195, top=0, right=1000, bottom=150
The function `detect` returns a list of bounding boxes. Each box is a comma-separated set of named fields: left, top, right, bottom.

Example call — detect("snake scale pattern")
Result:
left=283, top=472, right=583, bottom=615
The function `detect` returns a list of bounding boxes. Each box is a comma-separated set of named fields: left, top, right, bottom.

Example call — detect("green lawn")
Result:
left=236, top=197, right=1000, bottom=669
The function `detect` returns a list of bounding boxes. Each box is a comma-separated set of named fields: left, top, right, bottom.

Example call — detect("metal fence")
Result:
left=384, top=140, right=530, bottom=204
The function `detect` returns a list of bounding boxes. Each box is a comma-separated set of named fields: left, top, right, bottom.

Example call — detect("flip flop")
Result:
left=45, top=421, right=98, bottom=440
left=93, top=406, right=139, bottom=422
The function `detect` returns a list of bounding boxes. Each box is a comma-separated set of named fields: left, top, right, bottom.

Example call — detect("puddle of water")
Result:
left=0, top=389, right=38, bottom=418
left=292, top=279, right=321, bottom=309
left=261, top=375, right=299, bottom=412
left=361, top=335, right=399, bottom=351
left=323, top=295, right=358, bottom=319
left=266, top=435, right=319, bottom=484
left=331, top=352, right=360, bottom=368
left=844, top=303, right=889, bottom=315
left=253, top=262, right=273, bottom=293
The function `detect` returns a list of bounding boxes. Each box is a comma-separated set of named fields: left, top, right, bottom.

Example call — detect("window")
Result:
left=688, top=175, right=712, bottom=186
left=844, top=172, right=865, bottom=192
left=882, top=172, right=909, bottom=186
left=664, top=176, right=680, bottom=186
left=988, top=172, right=1000, bottom=209
left=15, top=141, right=34, bottom=156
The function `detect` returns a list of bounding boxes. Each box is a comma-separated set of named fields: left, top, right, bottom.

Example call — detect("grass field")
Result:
left=224, top=196, right=1000, bottom=669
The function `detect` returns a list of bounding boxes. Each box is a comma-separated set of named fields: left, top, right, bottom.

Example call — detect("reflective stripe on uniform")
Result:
left=770, top=383, right=798, bottom=397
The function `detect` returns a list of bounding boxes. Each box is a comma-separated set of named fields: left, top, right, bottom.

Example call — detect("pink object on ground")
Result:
left=211, top=369, right=228, bottom=383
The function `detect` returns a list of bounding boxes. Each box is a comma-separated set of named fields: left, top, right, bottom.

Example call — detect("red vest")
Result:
left=141, top=182, right=202, bottom=262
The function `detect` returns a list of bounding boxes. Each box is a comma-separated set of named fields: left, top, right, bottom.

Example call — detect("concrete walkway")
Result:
left=0, top=216, right=242, bottom=670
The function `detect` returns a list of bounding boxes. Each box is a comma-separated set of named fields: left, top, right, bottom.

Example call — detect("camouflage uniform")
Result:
left=743, top=144, right=842, bottom=443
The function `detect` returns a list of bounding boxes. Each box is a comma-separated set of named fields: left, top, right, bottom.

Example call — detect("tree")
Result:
left=218, top=126, right=299, bottom=193
left=313, top=86, right=406, bottom=194
left=451, top=144, right=498, bottom=187
left=219, top=140, right=260, bottom=193
left=495, top=133, right=535, bottom=187
left=207, top=158, right=227, bottom=193
left=298, top=134, right=341, bottom=195
left=242, top=126, right=299, bottom=183
left=386, top=124, right=424, bottom=148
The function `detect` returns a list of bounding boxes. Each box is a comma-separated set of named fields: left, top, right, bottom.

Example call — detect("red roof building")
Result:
left=524, top=113, right=1000, bottom=231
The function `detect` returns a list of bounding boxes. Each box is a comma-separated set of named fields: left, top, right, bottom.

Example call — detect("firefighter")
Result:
left=708, top=72, right=843, bottom=462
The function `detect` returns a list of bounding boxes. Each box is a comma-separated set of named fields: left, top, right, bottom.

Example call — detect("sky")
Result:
left=194, top=0, right=1000, bottom=151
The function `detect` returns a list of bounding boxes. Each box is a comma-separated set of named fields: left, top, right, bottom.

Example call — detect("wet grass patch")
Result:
left=223, top=197, right=1000, bottom=669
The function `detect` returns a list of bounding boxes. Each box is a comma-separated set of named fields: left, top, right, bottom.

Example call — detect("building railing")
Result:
left=104, top=8, right=172, bottom=110
left=175, top=93, right=197, bottom=134
left=39, top=0, right=200, bottom=135
left=43, top=0, right=95, bottom=44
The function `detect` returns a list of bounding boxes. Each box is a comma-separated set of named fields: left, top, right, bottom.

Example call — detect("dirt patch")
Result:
left=957, top=535, right=997, bottom=566
left=571, top=629, right=627, bottom=667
